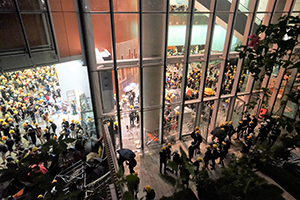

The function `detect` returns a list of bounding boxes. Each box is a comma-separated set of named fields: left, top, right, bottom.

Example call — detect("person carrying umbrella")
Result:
left=126, top=158, right=137, bottom=174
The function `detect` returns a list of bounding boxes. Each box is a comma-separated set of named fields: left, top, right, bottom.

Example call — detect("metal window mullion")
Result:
left=196, top=0, right=218, bottom=131
left=138, top=0, right=144, bottom=150
left=210, top=0, right=239, bottom=130
left=14, top=0, right=32, bottom=59
left=45, top=0, right=60, bottom=59
left=177, top=0, right=195, bottom=140
left=159, top=0, right=170, bottom=144
left=108, top=0, right=122, bottom=149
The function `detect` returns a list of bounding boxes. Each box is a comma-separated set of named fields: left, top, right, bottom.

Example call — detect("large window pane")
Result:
left=182, top=104, right=197, bottom=136
left=22, top=14, right=51, bottom=48
left=114, top=14, right=138, bottom=60
left=168, top=14, right=188, bottom=56
left=144, top=109, right=161, bottom=147
left=143, top=0, right=167, bottom=12
left=142, top=14, right=166, bottom=59
left=199, top=102, right=211, bottom=141
left=90, top=0, right=109, bottom=11
left=190, top=13, right=209, bottom=55
left=0, top=13, right=26, bottom=52
left=118, top=67, right=139, bottom=109
left=216, top=98, right=230, bottom=127
left=113, top=0, right=138, bottom=12
left=230, top=12, right=246, bottom=52
left=211, top=13, right=230, bottom=53
left=0, top=0, right=15, bottom=10
left=92, top=14, right=112, bottom=62
left=121, top=109, right=141, bottom=149
left=18, top=0, right=46, bottom=10
left=165, top=63, right=183, bottom=103
left=222, top=60, right=237, bottom=95
left=185, top=62, right=202, bottom=100
left=232, top=97, right=245, bottom=128
left=238, top=68, right=250, bottom=93
left=163, top=103, right=180, bottom=142
left=204, top=60, right=221, bottom=97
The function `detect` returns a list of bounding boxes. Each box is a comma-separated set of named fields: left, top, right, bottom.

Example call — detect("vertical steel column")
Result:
left=267, top=0, right=296, bottom=114
left=138, top=0, right=144, bottom=150
left=159, top=0, right=170, bottom=144
left=196, top=0, right=218, bottom=141
left=45, top=0, right=60, bottom=60
left=76, top=0, right=103, bottom=139
left=108, top=0, right=123, bottom=149
left=14, top=0, right=33, bottom=59
left=210, top=0, right=239, bottom=130
left=178, top=0, right=196, bottom=140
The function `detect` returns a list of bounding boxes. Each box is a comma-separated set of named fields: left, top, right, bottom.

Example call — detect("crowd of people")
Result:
left=0, top=66, right=89, bottom=167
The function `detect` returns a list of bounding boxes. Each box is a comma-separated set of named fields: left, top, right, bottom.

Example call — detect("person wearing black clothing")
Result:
left=211, top=144, right=219, bottom=170
left=180, top=166, right=190, bottom=188
left=218, top=142, right=228, bottom=167
left=203, top=145, right=212, bottom=170
left=241, top=135, right=253, bottom=154
left=144, top=185, right=155, bottom=200
left=255, top=122, right=268, bottom=144
left=267, top=124, right=281, bottom=146
left=2, top=123, right=10, bottom=138
left=126, top=158, right=137, bottom=174
left=62, top=119, right=69, bottom=129
left=49, top=120, right=57, bottom=134
left=28, top=128, right=37, bottom=145
left=194, top=132, right=202, bottom=155
left=159, top=147, right=167, bottom=174
left=251, top=114, right=258, bottom=128
left=12, top=131, right=21, bottom=148
left=43, top=127, right=51, bottom=141
left=193, top=157, right=202, bottom=175
left=6, top=137, right=14, bottom=156
left=188, top=142, right=195, bottom=160
left=235, top=121, right=243, bottom=140
left=0, top=144, right=8, bottom=163
left=172, top=149, right=181, bottom=175
left=227, top=121, right=234, bottom=140
left=166, top=143, right=172, bottom=160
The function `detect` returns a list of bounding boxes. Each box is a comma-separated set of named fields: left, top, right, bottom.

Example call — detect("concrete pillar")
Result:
left=142, top=3, right=165, bottom=131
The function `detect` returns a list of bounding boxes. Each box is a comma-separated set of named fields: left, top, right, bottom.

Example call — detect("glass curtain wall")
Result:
left=90, top=0, right=287, bottom=149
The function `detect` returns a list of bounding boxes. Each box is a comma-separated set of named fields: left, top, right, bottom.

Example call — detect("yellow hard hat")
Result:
left=195, top=126, right=199, bottom=130
left=222, top=141, right=227, bottom=145
left=62, top=119, right=66, bottom=122
left=0, top=119, right=3, bottom=122
left=145, top=185, right=151, bottom=191
left=71, top=119, right=75, bottom=122
left=247, top=135, right=252, bottom=139
left=88, top=118, right=92, bottom=122
left=249, top=121, right=254, bottom=124
left=44, top=128, right=48, bottom=132
left=252, top=114, right=256, bottom=117
left=37, top=194, right=43, bottom=199
left=220, top=123, right=224, bottom=127
left=206, top=145, right=211, bottom=149
left=225, top=121, right=228, bottom=124
left=9, top=130, right=15, bottom=134
left=4, top=114, right=9, bottom=118
left=53, top=136, right=58, bottom=140
left=133, top=172, right=138, bottom=176
left=197, top=157, right=203, bottom=162
left=2, top=122, right=7, bottom=126
left=7, top=118, right=12, bottom=122
left=35, top=106, right=38, bottom=109
left=130, top=105, right=133, bottom=109
left=229, top=121, right=233, bottom=124
left=113, top=121, right=118, bottom=125
left=213, top=144, right=218, bottom=148
left=22, top=123, right=27, bottom=127
left=35, top=123, right=39, bottom=126
left=221, top=128, right=225, bottom=131
left=162, top=146, right=166, bottom=150
left=239, top=121, right=242, bottom=124
left=195, top=131, right=200, bottom=134
left=32, top=147, right=38, bottom=152
left=13, top=111, right=18, bottom=114
left=52, top=180, right=57, bottom=184
left=75, top=121, right=79, bottom=124
left=49, top=120, right=52, bottom=123
left=168, top=143, right=172, bottom=147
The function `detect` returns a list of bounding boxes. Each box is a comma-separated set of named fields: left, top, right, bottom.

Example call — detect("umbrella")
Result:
left=123, top=85, right=134, bottom=92
left=128, top=83, right=137, bottom=88
left=211, top=127, right=226, bottom=139
left=204, top=87, right=214, bottom=96
left=117, top=148, right=136, bottom=161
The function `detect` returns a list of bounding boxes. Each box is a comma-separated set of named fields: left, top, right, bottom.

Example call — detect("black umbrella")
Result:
left=211, top=127, right=227, bottom=139
left=117, top=148, right=136, bottom=161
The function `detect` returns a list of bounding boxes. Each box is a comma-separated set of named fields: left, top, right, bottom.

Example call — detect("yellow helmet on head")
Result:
left=213, top=144, right=218, bottom=148
left=195, top=126, right=199, bottom=130
left=71, top=119, right=75, bottom=122
left=162, top=146, right=166, bottom=151
left=9, top=130, right=15, bottom=134
left=145, top=185, right=151, bottom=191
left=62, top=119, right=66, bottom=122
left=49, top=120, right=52, bottom=123
left=35, top=123, right=39, bottom=126
left=32, top=147, right=38, bottom=152
left=197, top=157, right=203, bottom=162
left=2, top=122, right=7, bottom=126
left=225, top=121, right=228, bottom=125
left=229, top=121, right=232, bottom=125
left=167, top=143, right=172, bottom=147
left=206, top=145, right=211, bottom=149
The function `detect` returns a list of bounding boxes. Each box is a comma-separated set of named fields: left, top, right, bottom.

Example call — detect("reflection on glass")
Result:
left=118, top=67, right=140, bottom=110
left=257, top=0, right=268, bottom=11
left=114, top=14, right=138, bottom=60
left=216, top=98, right=230, bottom=127
left=194, top=0, right=209, bottom=12
left=252, top=13, right=268, bottom=34
left=169, top=1, right=188, bottom=12
left=185, top=62, right=202, bottom=100
left=199, top=102, right=211, bottom=141
left=182, top=104, right=197, bottom=135
left=92, top=15, right=112, bottom=62
left=211, top=13, right=230, bottom=53
left=168, top=14, right=188, bottom=56
left=204, top=60, right=221, bottom=97
left=163, top=104, right=180, bottom=141
left=99, top=70, right=115, bottom=113
left=165, top=63, right=183, bottom=103
left=190, top=13, right=209, bottom=55
left=22, top=14, right=50, bottom=48
left=293, top=0, right=300, bottom=11
left=0, top=13, right=26, bottom=52
left=272, top=86, right=286, bottom=115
